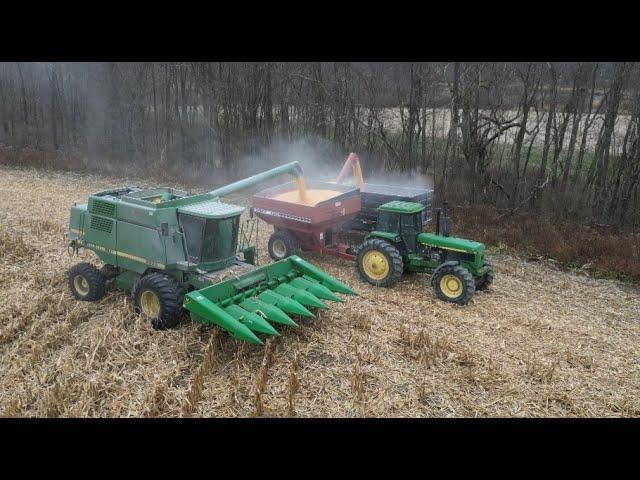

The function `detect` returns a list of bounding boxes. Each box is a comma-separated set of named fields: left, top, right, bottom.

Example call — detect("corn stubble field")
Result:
left=1, top=165, right=639, bottom=418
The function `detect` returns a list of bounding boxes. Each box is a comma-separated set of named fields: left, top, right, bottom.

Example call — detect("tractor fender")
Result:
left=430, top=260, right=460, bottom=287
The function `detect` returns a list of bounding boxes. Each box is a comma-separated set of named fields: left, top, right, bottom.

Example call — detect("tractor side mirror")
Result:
left=160, top=222, right=169, bottom=236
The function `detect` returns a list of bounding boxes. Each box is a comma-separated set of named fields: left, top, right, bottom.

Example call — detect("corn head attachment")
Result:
left=184, top=255, right=355, bottom=344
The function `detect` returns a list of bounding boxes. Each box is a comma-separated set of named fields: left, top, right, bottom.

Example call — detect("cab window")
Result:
left=377, top=211, right=399, bottom=232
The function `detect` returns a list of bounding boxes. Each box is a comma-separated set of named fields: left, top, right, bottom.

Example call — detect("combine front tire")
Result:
left=431, top=264, right=475, bottom=305
left=68, top=262, right=106, bottom=301
left=356, top=238, right=403, bottom=287
left=268, top=230, right=299, bottom=261
left=133, top=273, right=183, bottom=330
left=475, top=261, right=494, bottom=291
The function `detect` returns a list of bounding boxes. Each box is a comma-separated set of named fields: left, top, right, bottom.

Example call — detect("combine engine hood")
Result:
left=418, top=233, right=485, bottom=254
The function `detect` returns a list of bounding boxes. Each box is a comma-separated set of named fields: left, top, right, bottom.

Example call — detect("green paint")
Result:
left=418, top=233, right=485, bottom=254
left=378, top=201, right=425, bottom=214
left=368, top=231, right=401, bottom=243
left=115, top=270, right=139, bottom=291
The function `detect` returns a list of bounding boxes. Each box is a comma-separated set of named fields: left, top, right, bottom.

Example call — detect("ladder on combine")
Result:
left=237, top=216, right=260, bottom=265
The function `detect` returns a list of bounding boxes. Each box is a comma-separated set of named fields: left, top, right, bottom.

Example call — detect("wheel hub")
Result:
left=73, top=275, right=90, bottom=296
left=140, top=290, right=161, bottom=317
left=440, top=274, right=462, bottom=298
left=272, top=239, right=286, bottom=258
left=362, top=250, right=390, bottom=280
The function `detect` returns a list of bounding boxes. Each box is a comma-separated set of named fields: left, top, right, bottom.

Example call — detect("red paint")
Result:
left=252, top=181, right=361, bottom=261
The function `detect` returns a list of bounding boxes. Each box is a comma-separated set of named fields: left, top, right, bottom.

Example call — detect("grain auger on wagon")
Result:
left=64, top=162, right=356, bottom=345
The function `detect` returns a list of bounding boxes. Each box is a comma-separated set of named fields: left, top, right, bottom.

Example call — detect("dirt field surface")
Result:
left=1, top=165, right=639, bottom=417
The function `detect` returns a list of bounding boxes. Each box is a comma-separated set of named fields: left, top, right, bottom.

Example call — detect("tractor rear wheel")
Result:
left=268, top=230, right=299, bottom=261
left=475, top=261, right=494, bottom=291
left=431, top=264, right=475, bottom=305
left=68, top=262, right=106, bottom=301
left=133, top=273, right=183, bottom=329
left=356, top=238, right=403, bottom=287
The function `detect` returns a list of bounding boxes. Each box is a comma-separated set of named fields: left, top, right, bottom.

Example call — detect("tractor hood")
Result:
left=418, top=233, right=485, bottom=254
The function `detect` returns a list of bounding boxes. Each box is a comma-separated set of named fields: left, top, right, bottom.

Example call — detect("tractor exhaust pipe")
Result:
left=442, top=201, right=451, bottom=237
left=435, top=202, right=452, bottom=237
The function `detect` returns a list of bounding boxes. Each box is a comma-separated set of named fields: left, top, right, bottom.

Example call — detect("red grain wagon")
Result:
left=252, top=181, right=361, bottom=261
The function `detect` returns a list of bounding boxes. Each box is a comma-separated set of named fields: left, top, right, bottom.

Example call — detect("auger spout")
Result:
left=208, top=161, right=304, bottom=199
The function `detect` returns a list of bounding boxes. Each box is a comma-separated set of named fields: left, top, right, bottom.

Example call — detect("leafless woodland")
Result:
left=1, top=62, right=640, bottom=229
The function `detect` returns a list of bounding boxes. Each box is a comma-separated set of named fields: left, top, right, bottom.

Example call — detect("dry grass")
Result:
left=1, top=165, right=639, bottom=417
left=455, top=204, right=640, bottom=281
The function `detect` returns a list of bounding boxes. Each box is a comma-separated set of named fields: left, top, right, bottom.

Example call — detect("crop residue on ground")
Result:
left=0, top=165, right=639, bottom=417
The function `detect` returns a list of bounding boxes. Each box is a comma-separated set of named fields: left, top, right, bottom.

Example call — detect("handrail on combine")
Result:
left=336, top=152, right=364, bottom=189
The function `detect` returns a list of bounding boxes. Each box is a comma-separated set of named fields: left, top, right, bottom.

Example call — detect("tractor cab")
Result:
left=373, top=201, right=425, bottom=253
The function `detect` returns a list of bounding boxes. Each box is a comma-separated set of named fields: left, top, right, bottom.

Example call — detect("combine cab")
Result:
left=65, top=162, right=356, bottom=345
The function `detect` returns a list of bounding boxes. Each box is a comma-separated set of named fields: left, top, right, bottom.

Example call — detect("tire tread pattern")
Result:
left=268, top=230, right=299, bottom=261
left=356, top=238, right=404, bottom=287
left=432, top=264, right=476, bottom=305
left=68, top=262, right=106, bottom=301
left=132, top=272, right=183, bottom=329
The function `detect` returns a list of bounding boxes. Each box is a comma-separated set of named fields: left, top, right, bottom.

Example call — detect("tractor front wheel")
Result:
left=356, top=238, right=403, bottom=287
left=431, top=264, right=475, bottom=305
left=133, top=273, right=183, bottom=330
left=268, top=230, right=299, bottom=261
left=68, top=262, right=106, bottom=302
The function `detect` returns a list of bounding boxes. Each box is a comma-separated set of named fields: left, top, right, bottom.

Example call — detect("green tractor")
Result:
left=65, top=161, right=356, bottom=345
left=355, top=201, right=493, bottom=304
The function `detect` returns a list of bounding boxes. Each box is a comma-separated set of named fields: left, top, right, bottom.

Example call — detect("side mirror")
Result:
left=160, top=222, right=169, bottom=236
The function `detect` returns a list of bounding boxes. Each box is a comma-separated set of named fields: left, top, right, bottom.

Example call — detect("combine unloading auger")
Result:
left=64, top=161, right=356, bottom=344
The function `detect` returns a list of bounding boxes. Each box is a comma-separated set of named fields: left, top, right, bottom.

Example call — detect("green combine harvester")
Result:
left=64, top=162, right=355, bottom=345
left=356, top=201, right=493, bottom=305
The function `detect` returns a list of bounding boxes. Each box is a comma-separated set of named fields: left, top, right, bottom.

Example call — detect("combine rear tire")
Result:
left=68, top=262, right=106, bottom=301
left=475, top=261, right=494, bottom=291
left=356, top=238, right=403, bottom=287
left=268, top=230, right=299, bottom=261
left=133, top=273, right=183, bottom=330
left=431, top=264, right=475, bottom=305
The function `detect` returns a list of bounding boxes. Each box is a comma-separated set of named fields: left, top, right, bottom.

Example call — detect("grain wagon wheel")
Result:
left=268, top=230, right=299, bottom=261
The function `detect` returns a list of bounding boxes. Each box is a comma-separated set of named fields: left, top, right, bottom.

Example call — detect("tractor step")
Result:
left=183, top=255, right=356, bottom=344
